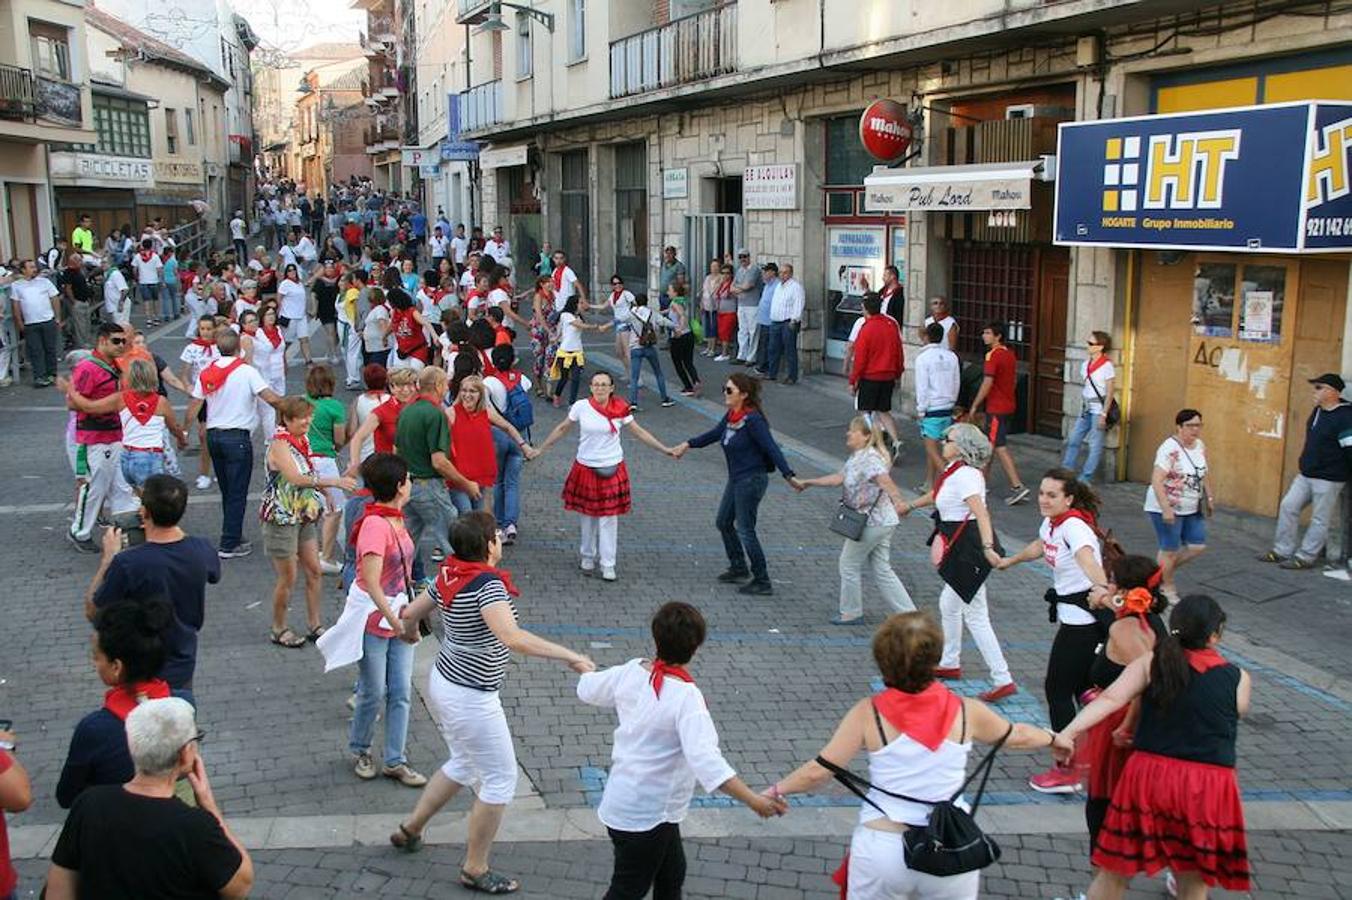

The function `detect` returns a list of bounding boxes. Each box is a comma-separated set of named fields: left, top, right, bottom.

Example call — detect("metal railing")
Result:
left=459, top=80, right=502, bottom=133
left=609, top=4, right=737, bottom=99
left=0, top=63, right=37, bottom=121
left=456, top=0, right=493, bottom=23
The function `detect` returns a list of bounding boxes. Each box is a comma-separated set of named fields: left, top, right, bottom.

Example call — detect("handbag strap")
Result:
left=938, top=513, right=973, bottom=564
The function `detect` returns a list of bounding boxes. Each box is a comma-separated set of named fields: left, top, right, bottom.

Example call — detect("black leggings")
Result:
left=1045, top=622, right=1102, bottom=731
left=668, top=332, right=699, bottom=391
left=1085, top=797, right=1111, bottom=851
left=554, top=357, right=585, bottom=404
left=604, top=823, right=686, bottom=900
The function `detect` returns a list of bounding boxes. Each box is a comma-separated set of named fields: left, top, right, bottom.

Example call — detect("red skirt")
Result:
left=1092, top=750, right=1250, bottom=891
left=716, top=311, right=737, bottom=342
left=562, top=460, right=631, bottom=517
left=1075, top=692, right=1132, bottom=800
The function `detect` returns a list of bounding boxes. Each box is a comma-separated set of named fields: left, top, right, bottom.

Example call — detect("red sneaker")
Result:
left=1028, top=765, right=1082, bottom=795
left=978, top=682, right=1018, bottom=703
left=933, top=667, right=962, bottom=680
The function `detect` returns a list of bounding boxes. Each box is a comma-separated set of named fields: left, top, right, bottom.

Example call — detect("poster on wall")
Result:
left=890, top=226, right=906, bottom=281
left=1240, top=291, right=1273, bottom=341
left=825, top=226, right=885, bottom=348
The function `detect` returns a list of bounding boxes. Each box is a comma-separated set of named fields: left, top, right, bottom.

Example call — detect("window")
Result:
left=614, top=142, right=647, bottom=287
left=560, top=149, right=590, bottom=288
left=29, top=20, right=71, bottom=81
left=165, top=108, right=179, bottom=154
left=825, top=113, right=876, bottom=187
left=516, top=12, right=532, bottom=78
left=92, top=95, right=152, bottom=157
left=185, top=108, right=196, bottom=145
left=569, top=0, right=586, bottom=62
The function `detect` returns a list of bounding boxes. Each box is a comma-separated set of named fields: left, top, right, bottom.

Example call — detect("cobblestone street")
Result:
left=2, top=329, right=1350, bottom=898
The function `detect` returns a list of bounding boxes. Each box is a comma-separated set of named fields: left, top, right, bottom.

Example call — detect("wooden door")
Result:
left=1127, top=252, right=1194, bottom=482
left=5, top=183, right=40, bottom=260
left=1033, top=247, right=1070, bottom=437
left=1282, top=258, right=1349, bottom=488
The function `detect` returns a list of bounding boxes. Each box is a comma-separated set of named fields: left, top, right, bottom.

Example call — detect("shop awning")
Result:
left=864, top=160, right=1044, bottom=212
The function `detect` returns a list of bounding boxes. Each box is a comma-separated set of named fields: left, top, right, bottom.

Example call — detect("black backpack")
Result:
left=636, top=308, right=658, bottom=348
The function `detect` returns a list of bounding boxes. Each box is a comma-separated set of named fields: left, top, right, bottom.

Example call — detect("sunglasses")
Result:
left=723, top=386, right=736, bottom=394
left=108, top=337, right=127, bottom=345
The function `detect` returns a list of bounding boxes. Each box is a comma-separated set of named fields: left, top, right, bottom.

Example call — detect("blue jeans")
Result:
left=449, top=486, right=487, bottom=516
left=120, top=448, right=165, bottom=488
left=404, top=478, right=455, bottom=568
left=206, top=428, right=253, bottom=551
left=492, top=428, right=524, bottom=528
left=1061, top=409, right=1106, bottom=481
left=160, top=282, right=180, bottom=320
left=348, top=631, right=414, bottom=767
left=628, top=345, right=671, bottom=405
left=715, top=472, right=769, bottom=583
left=766, top=322, right=798, bottom=380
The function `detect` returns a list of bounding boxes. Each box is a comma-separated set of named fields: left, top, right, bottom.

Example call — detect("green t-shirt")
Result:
left=305, top=395, right=347, bottom=457
left=395, top=398, right=449, bottom=478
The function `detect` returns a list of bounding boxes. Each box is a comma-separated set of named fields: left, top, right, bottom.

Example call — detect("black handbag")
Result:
left=829, top=486, right=883, bottom=542
left=1087, top=367, right=1120, bottom=428
left=816, top=717, right=1012, bottom=877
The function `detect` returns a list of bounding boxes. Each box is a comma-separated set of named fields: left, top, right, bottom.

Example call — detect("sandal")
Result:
left=460, top=869, right=519, bottom=894
left=389, top=823, right=423, bottom=853
left=306, top=625, right=328, bottom=642
left=269, top=627, right=306, bottom=648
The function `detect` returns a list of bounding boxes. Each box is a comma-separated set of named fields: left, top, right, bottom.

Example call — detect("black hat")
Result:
left=761, top=262, right=778, bottom=273
left=1309, top=373, right=1346, bottom=392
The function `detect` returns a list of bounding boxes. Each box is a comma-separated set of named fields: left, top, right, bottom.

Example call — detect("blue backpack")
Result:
left=502, top=376, right=534, bottom=440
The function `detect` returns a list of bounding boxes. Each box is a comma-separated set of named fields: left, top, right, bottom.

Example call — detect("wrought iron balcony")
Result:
left=0, top=64, right=37, bottom=122
left=609, top=3, right=737, bottom=100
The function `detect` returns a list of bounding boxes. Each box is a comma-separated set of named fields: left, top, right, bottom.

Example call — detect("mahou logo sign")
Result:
left=859, top=100, right=913, bottom=162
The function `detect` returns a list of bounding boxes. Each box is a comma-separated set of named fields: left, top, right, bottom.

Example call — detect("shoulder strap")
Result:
left=1087, top=371, right=1106, bottom=402
left=959, top=698, right=968, bottom=744
left=951, top=723, right=1013, bottom=814
left=870, top=699, right=888, bottom=747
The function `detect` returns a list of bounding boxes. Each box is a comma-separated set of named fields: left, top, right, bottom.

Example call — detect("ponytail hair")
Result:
left=1147, top=594, right=1227, bottom=712
left=1043, top=467, right=1100, bottom=520
left=848, top=415, right=891, bottom=467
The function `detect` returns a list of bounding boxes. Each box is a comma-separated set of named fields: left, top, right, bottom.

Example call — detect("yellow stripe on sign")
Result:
left=1265, top=66, right=1352, bottom=103
left=1156, top=78, right=1259, bottom=114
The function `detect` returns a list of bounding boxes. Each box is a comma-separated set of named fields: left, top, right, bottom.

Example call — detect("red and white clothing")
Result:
left=130, top=249, right=163, bottom=286
left=190, top=358, right=270, bottom=431
left=316, top=513, right=414, bottom=671
left=1039, top=513, right=1101, bottom=625
left=120, top=394, right=166, bottom=451
left=562, top=399, right=635, bottom=568
left=353, top=391, right=390, bottom=462
left=180, top=340, right=220, bottom=385
left=484, top=237, right=511, bottom=265
left=552, top=265, right=579, bottom=311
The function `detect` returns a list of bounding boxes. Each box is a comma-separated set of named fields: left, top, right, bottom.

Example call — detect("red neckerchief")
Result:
left=122, top=390, right=159, bottom=425
left=103, top=679, right=171, bottom=721
left=932, top=460, right=965, bottom=497
left=873, top=681, right=961, bottom=752
left=274, top=428, right=313, bottom=465
left=138, top=249, right=155, bottom=263
left=714, top=280, right=731, bottom=299
left=434, top=555, right=520, bottom=610
left=726, top=407, right=750, bottom=425
left=261, top=325, right=284, bottom=348
left=1047, top=508, right=1097, bottom=539
left=497, top=369, right=523, bottom=391
left=347, top=501, right=404, bottom=549
left=490, top=237, right=503, bottom=248
left=611, top=288, right=623, bottom=305
left=588, top=396, right=632, bottom=433
left=198, top=357, right=245, bottom=394
left=649, top=659, right=694, bottom=698
left=465, top=289, right=482, bottom=305
left=478, top=347, right=496, bottom=377
left=1087, top=354, right=1111, bottom=378
left=190, top=337, right=215, bottom=349
left=1185, top=647, right=1228, bottom=673
left=552, top=265, right=566, bottom=291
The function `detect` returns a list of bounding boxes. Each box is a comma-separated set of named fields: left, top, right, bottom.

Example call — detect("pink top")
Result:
left=356, top=516, right=415, bottom=636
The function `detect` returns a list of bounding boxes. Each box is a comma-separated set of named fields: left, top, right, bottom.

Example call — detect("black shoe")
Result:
left=738, top=579, right=774, bottom=596
left=717, top=568, right=751, bottom=583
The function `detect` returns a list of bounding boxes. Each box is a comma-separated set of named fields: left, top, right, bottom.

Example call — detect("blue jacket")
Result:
left=689, top=411, right=795, bottom=482
left=1299, top=402, right=1352, bottom=482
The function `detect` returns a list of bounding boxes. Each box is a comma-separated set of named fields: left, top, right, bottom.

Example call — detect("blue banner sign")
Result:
left=1054, top=101, right=1352, bottom=253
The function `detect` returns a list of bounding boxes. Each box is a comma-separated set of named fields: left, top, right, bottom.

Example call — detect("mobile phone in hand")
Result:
left=0, top=718, right=13, bottom=751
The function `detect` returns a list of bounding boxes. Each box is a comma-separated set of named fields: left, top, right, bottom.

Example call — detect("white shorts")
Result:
left=392, top=353, right=425, bottom=373
left=283, top=317, right=312, bottom=340
left=311, top=455, right=346, bottom=511
left=427, top=672, right=518, bottom=805
left=846, top=826, right=979, bottom=899
left=108, top=306, right=132, bottom=326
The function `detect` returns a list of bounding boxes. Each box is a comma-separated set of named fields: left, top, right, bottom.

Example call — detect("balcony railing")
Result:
left=456, top=0, right=493, bottom=24
left=0, top=63, right=37, bottom=122
left=609, top=3, right=737, bottom=100
left=458, top=80, right=502, bottom=133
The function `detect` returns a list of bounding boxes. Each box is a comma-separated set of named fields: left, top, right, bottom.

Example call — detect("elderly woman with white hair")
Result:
left=900, top=423, right=1019, bottom=704
left=45, top=697, right=254, bottom=899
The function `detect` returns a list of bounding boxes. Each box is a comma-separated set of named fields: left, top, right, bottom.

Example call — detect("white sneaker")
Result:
left=580, top=558, right=596, bottom=575
left=601, top=565, right=617, bottom=582
left=319, top=559, right=342, bottom=575
left=714, top=354, right=731, bottom=362
left=194, top=475, right=212, bottom=490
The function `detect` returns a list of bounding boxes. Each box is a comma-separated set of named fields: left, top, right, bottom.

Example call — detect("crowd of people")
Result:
left=7, top=184, right=1351, bottom=898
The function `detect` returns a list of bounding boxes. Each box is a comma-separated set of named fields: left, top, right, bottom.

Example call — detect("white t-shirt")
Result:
left=924, top=314, right=957, bottom=345
left=191, top=358, right=270, bottom=430
left=458, top=269, right=476, bottom=295
left=279, top=245, right=298, bottom=270
left=130, top=252, right=163, bottom=286
left=485, top=372, right=532, bottom=415
left=180, top=341, right=221, bottom=383
left=353, top=391, right=389, bottom=461
left=609, top=290, right=634, bottom=326
left=232, top=297, right=262, bottom=323
left=250, top=330, right=286, bottom=385
left=488, top=287, right=511, bottom=311
left=229, top=217, right=246, bottom=240
left=577, top=659, right=737, bottom=832
left=450, top=235, right=469, bottom=264
left=553, top=267, right=579, bottom=310
left=102, top=269, right=129, bottom=315
left=364, top=304, right=391, bottom=352
left=277, top=279, right=307, bottom=320
left=429, top=234, right=449, bottom=258
left=558, top=312, right=584, bottom=353
left=296, top=237, right=317, bottom=263
left=484, top=238, right=511, bottom=264
left=1039, top=516, right=1101, bottom=624
left=1143, top=437, right=1207, bottom=516
left=934, top=465, right=984, bottom=522
left=1081, top=358, right=1116, bottom=413
left=569, top=399, right=631, bottom=467
left=847, top=316, right=865, bottom=343
left=12, top=277, right=59, bottom=324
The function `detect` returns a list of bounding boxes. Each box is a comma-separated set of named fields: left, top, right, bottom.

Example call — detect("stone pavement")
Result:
left=0, top=323, right=1348, bottom=898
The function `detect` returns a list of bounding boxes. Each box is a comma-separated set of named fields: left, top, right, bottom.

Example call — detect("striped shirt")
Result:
left=429, top=573, right=517, bottom=692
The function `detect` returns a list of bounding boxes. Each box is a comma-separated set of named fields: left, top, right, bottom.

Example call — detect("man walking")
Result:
left=969, top=321, right=1029, bottom=505
left=914, top=321, right=961, bottom=490
left=849, top=293, right=903, bottom=446
left=764, top=263, right=804, bottom=385
left=1261, top=373, right=1352, bottom=569
left=11, top=259, right=62, bottom=386
left=396, top=366, right=476, bottom=566
left=731, top=249, right=762, bottom=365
left=129, top=241, right=163, bottom=329
left=229, top=210, right=248, bottom=263
left=67, top=323, right=138, bottom=551
left=185, top=329, right=284, bottom=559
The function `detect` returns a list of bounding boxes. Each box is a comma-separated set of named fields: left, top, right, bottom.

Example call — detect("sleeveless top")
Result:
left=862, top=703, right=972, bottom=827
left=259, top=441, right=324, bottom=526
left=1134, top=664, right=1240, bottom=767
left=1088, top=612, right=1164, bottom=689
left=119, top=407, right=165, bottom=450
left=450, top=402, right=497, bottom=486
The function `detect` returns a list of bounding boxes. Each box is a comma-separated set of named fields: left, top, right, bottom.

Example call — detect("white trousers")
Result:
left=847, top=826, right=979, bottom=899
left=341, top=321, right=363, bottom=386
left=258, top=375, right=286, bottom=442
left=736, top=306, right=760, bottom=361
left=580, top=514, right=618, bottom=568
left=427, top=673, right=518, bottom=805
left=938, top=584, right=1012, bottom=687
left=72, top=443, right=138, bottom=541
left=838, top=524, right=915, bottom=619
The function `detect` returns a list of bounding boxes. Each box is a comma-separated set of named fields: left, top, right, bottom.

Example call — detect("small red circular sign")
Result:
left=859, top=99, right=912, bottom=162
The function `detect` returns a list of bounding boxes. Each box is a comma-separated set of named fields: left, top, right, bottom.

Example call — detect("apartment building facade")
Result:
left=352, top=0, right=417, bottom=194
left=455, top=0, right=1352, bottom=515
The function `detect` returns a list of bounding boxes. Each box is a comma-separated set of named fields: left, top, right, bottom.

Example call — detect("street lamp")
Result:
left=474, top=2, right=555, bottom=34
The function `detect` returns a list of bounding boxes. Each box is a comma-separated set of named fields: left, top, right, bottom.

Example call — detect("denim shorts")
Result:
left=120, top=448, right=165, bottom=488
left=1148, top=511, right=1207, bottom=551
left=919, top=413, right=953, bottom=441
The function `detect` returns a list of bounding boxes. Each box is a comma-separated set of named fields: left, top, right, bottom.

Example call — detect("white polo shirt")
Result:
left=11, top=277, right=59, bottom=324
left=191, top=358, right=271, bottom=431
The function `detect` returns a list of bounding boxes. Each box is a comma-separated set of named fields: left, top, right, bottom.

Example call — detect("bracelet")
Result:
left=767, top=784, right=785, bottom=801
left=1045, top=728, right=1058, bottom=747
left=983, top=542, right=996, bottom=550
